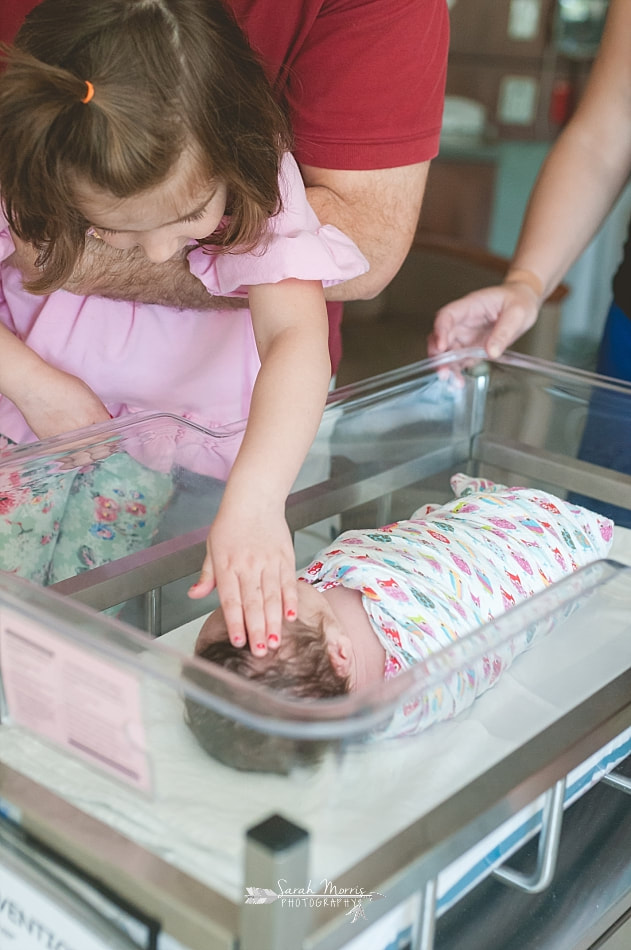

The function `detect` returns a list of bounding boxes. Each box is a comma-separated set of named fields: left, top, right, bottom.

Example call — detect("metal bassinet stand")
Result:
left=0, top=350, right=630, bottom=950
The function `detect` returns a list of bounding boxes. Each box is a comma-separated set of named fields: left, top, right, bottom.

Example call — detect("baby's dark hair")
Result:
left=200, top=618, right=350, bottom=699
left=0, top=0, right=291, bottom=292
left=184, top=618, right=351, bottom=773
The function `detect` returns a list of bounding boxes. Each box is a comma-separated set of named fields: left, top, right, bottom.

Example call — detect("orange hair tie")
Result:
left=81, top=80, right=95, bottom=104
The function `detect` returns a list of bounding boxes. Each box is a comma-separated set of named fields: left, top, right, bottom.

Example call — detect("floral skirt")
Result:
left=0, top=442, right=174, bottom=590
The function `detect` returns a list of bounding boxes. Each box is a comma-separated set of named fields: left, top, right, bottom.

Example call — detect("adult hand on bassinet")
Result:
left=427, top=280, right=541, bottom=360
left=187, top=502, right=298, bottom=657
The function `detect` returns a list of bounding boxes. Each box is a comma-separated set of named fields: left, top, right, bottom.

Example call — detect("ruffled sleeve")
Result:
left=187, top=152, right=369, bottom=297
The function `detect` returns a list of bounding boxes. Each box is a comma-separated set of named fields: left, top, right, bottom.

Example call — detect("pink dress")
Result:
left=0, top=153, right=368, bottom=444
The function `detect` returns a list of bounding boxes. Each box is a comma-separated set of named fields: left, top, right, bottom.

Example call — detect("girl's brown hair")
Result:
left=0, top=0, right=291, bottom=292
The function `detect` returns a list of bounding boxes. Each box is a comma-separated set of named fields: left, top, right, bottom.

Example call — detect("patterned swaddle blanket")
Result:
left=299, top=473, right=614, bottom=737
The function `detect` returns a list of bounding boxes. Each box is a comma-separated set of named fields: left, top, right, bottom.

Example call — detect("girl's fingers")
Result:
left=280, top=563, right=298, bottom=629
left=216, top=572, right=249, bottom=649
left=261, top=573, right=283, bottom=649
left=240, top=576, right=267, bottom=655
left=188, top=555, right=216, bottom=600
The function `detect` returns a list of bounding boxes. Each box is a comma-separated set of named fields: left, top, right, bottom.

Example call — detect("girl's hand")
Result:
left=187, top=277, right=328, bottom=655
left=188, top=500, right=298, bottom=657
left=428, top=280, right=541, bottom=360
left=18, top=363, right=111, bottom=439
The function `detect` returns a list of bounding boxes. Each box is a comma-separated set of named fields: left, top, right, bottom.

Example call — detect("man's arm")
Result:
left=301, top=161, right=431, bottom=301
left=10, top=161, right=431, bottom=308
left=84, top=159, right=433, bottom=305
left=8, top=233, right=245, bottom=310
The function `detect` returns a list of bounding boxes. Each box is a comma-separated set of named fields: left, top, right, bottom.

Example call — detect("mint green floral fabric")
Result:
left=0, top=441, right=173, bottom=587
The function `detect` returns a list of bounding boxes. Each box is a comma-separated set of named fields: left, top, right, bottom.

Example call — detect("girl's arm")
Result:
left=189, top=277, right=331, bottom=655
left=430, top=0, right=631, bottom=358
left=0, top=323, right=110, bottom=438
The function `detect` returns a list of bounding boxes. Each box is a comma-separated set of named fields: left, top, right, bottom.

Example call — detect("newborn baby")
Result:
left=186, top=473, right=613, bottom=769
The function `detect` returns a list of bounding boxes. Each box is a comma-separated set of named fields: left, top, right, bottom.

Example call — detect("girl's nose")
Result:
left=139, top=233, right=182, bottom=264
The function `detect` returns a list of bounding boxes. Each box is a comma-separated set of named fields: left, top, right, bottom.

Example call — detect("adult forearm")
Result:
left=62, top=240, right=244, bottom=309
left=306, top=181, right=378, bottom=301
left=302, top=162, right=430, bottom=302
left=509, top=128, right=631, bottom=299
left=509, top=0, right=631, bottom=297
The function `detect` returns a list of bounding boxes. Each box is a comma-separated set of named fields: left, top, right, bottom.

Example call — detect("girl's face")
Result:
left=74, top=150, right=228, bottom=264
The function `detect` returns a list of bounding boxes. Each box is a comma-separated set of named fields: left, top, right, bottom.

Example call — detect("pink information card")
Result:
left=0, top=608, right=152, bottom=794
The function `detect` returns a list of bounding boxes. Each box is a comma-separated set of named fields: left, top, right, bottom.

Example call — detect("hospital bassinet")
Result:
left=0, top=349, right=631, bottom=950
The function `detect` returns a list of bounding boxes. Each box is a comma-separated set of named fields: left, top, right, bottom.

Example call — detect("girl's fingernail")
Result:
left=286, top=609, right=296, bottom=619
left=256, top=642, right=266, bottom=651
left=233, top=636, right=245, bottom=647
left=268, top=633, right=279, bottom=644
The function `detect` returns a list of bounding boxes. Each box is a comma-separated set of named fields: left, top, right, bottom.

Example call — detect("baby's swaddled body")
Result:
left=299, top=474, right=614, bottom=736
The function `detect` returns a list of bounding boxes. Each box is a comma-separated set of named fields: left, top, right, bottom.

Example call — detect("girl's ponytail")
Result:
left=0, top=46, right=102, bottom=291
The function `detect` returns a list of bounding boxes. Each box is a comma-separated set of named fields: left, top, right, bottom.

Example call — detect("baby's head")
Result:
left=197, top=616, right=351, bottom=698
left=183, top=585, right=352, bottom=773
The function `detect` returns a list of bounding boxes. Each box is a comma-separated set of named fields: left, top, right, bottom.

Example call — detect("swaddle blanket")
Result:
left=299, top=473, right=614, bottom=736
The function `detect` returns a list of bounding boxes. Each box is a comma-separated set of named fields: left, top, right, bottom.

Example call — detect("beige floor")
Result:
left=336, top=305, right=430, bottom=387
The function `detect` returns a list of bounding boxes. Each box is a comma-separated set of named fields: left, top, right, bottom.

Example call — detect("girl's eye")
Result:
left=85, top=204, right=208, bottom=239
left=181, top=208, right=207, bottom=224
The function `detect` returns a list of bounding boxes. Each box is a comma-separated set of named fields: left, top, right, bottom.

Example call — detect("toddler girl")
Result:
left=0, top=0, right=368, bottom=647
